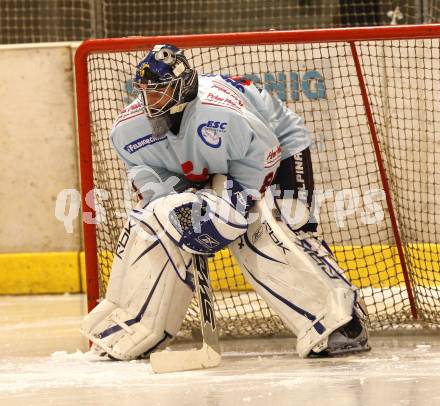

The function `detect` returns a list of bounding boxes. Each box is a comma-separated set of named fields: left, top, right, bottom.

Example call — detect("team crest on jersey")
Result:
left=123, top=133, right=166, bottom=153
left=197, top=120, right=227, bottom=148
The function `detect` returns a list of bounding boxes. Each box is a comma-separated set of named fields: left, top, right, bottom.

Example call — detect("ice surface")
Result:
left=1, top=295, right=439, bottom=406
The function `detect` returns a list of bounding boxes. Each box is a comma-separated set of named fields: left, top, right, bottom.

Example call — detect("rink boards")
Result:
left=1, top=243, right=439, bottom=295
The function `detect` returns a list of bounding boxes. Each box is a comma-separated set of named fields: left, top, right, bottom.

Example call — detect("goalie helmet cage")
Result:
left=76, top=24, right=440, bottom=338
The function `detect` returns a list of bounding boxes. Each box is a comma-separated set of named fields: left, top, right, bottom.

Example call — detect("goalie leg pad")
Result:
left=230, top=197, right=369, bottom=358
left=80, top=207, right=194, bottom=360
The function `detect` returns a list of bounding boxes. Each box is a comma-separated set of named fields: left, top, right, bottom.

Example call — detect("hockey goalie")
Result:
left=80, top=44, right=370, bottom=363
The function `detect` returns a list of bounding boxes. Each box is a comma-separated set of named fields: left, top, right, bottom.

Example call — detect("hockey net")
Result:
left=76, top=25, right=440, bottom=338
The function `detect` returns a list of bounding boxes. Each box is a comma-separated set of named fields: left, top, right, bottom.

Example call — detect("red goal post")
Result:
left=75, top=25, right=440, bottom=337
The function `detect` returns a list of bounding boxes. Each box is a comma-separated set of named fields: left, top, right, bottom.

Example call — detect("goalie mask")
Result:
left=134, top=44, right=198, bottom=137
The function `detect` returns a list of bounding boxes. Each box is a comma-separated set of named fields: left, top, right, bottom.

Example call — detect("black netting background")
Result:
left=2, top=1, right=440, bottom=44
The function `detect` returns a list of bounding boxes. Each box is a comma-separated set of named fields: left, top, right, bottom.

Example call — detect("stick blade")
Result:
left=150, top=343, right=221, bottom=373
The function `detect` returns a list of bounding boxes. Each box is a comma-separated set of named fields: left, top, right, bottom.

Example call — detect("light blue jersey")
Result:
left=110, top=74, right=311, bottom=202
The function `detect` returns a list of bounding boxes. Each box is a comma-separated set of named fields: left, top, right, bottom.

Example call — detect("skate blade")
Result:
left=309, top=343, right=371, bottom=358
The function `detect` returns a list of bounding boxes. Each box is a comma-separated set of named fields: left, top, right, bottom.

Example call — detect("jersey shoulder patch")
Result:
left=110, top=103, right=160, bottom=156
left=113, top=99, right=144, bottom=129
left=199, top=75, right=245, bottom=113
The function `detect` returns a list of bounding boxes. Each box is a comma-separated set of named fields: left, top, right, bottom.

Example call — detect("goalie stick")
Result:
left=150, top=254, right=221, bottom=373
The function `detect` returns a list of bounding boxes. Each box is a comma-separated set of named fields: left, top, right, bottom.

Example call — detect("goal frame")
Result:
left=75, top=24, right=440, bottom=316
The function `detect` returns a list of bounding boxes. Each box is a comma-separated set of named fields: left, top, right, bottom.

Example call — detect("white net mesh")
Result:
left=78, top=33, right=440, bottom=338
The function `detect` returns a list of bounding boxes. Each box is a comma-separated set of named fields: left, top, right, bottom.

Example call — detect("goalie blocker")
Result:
left=81, top=174, right=369, bottom=362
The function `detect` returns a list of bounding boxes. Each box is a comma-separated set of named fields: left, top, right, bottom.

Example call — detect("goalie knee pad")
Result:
left=80, top=207, right=194, bottom=360
left=230, top=195, right=370, bottom=357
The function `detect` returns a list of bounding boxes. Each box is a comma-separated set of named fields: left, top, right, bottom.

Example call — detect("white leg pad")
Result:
left=80, top=206, right=194, bottom=360
left=230, top=198, right=359, bottom=358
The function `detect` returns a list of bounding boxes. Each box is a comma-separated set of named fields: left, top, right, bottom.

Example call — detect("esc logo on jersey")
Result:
left=197, top=121, right=227, bottom=148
